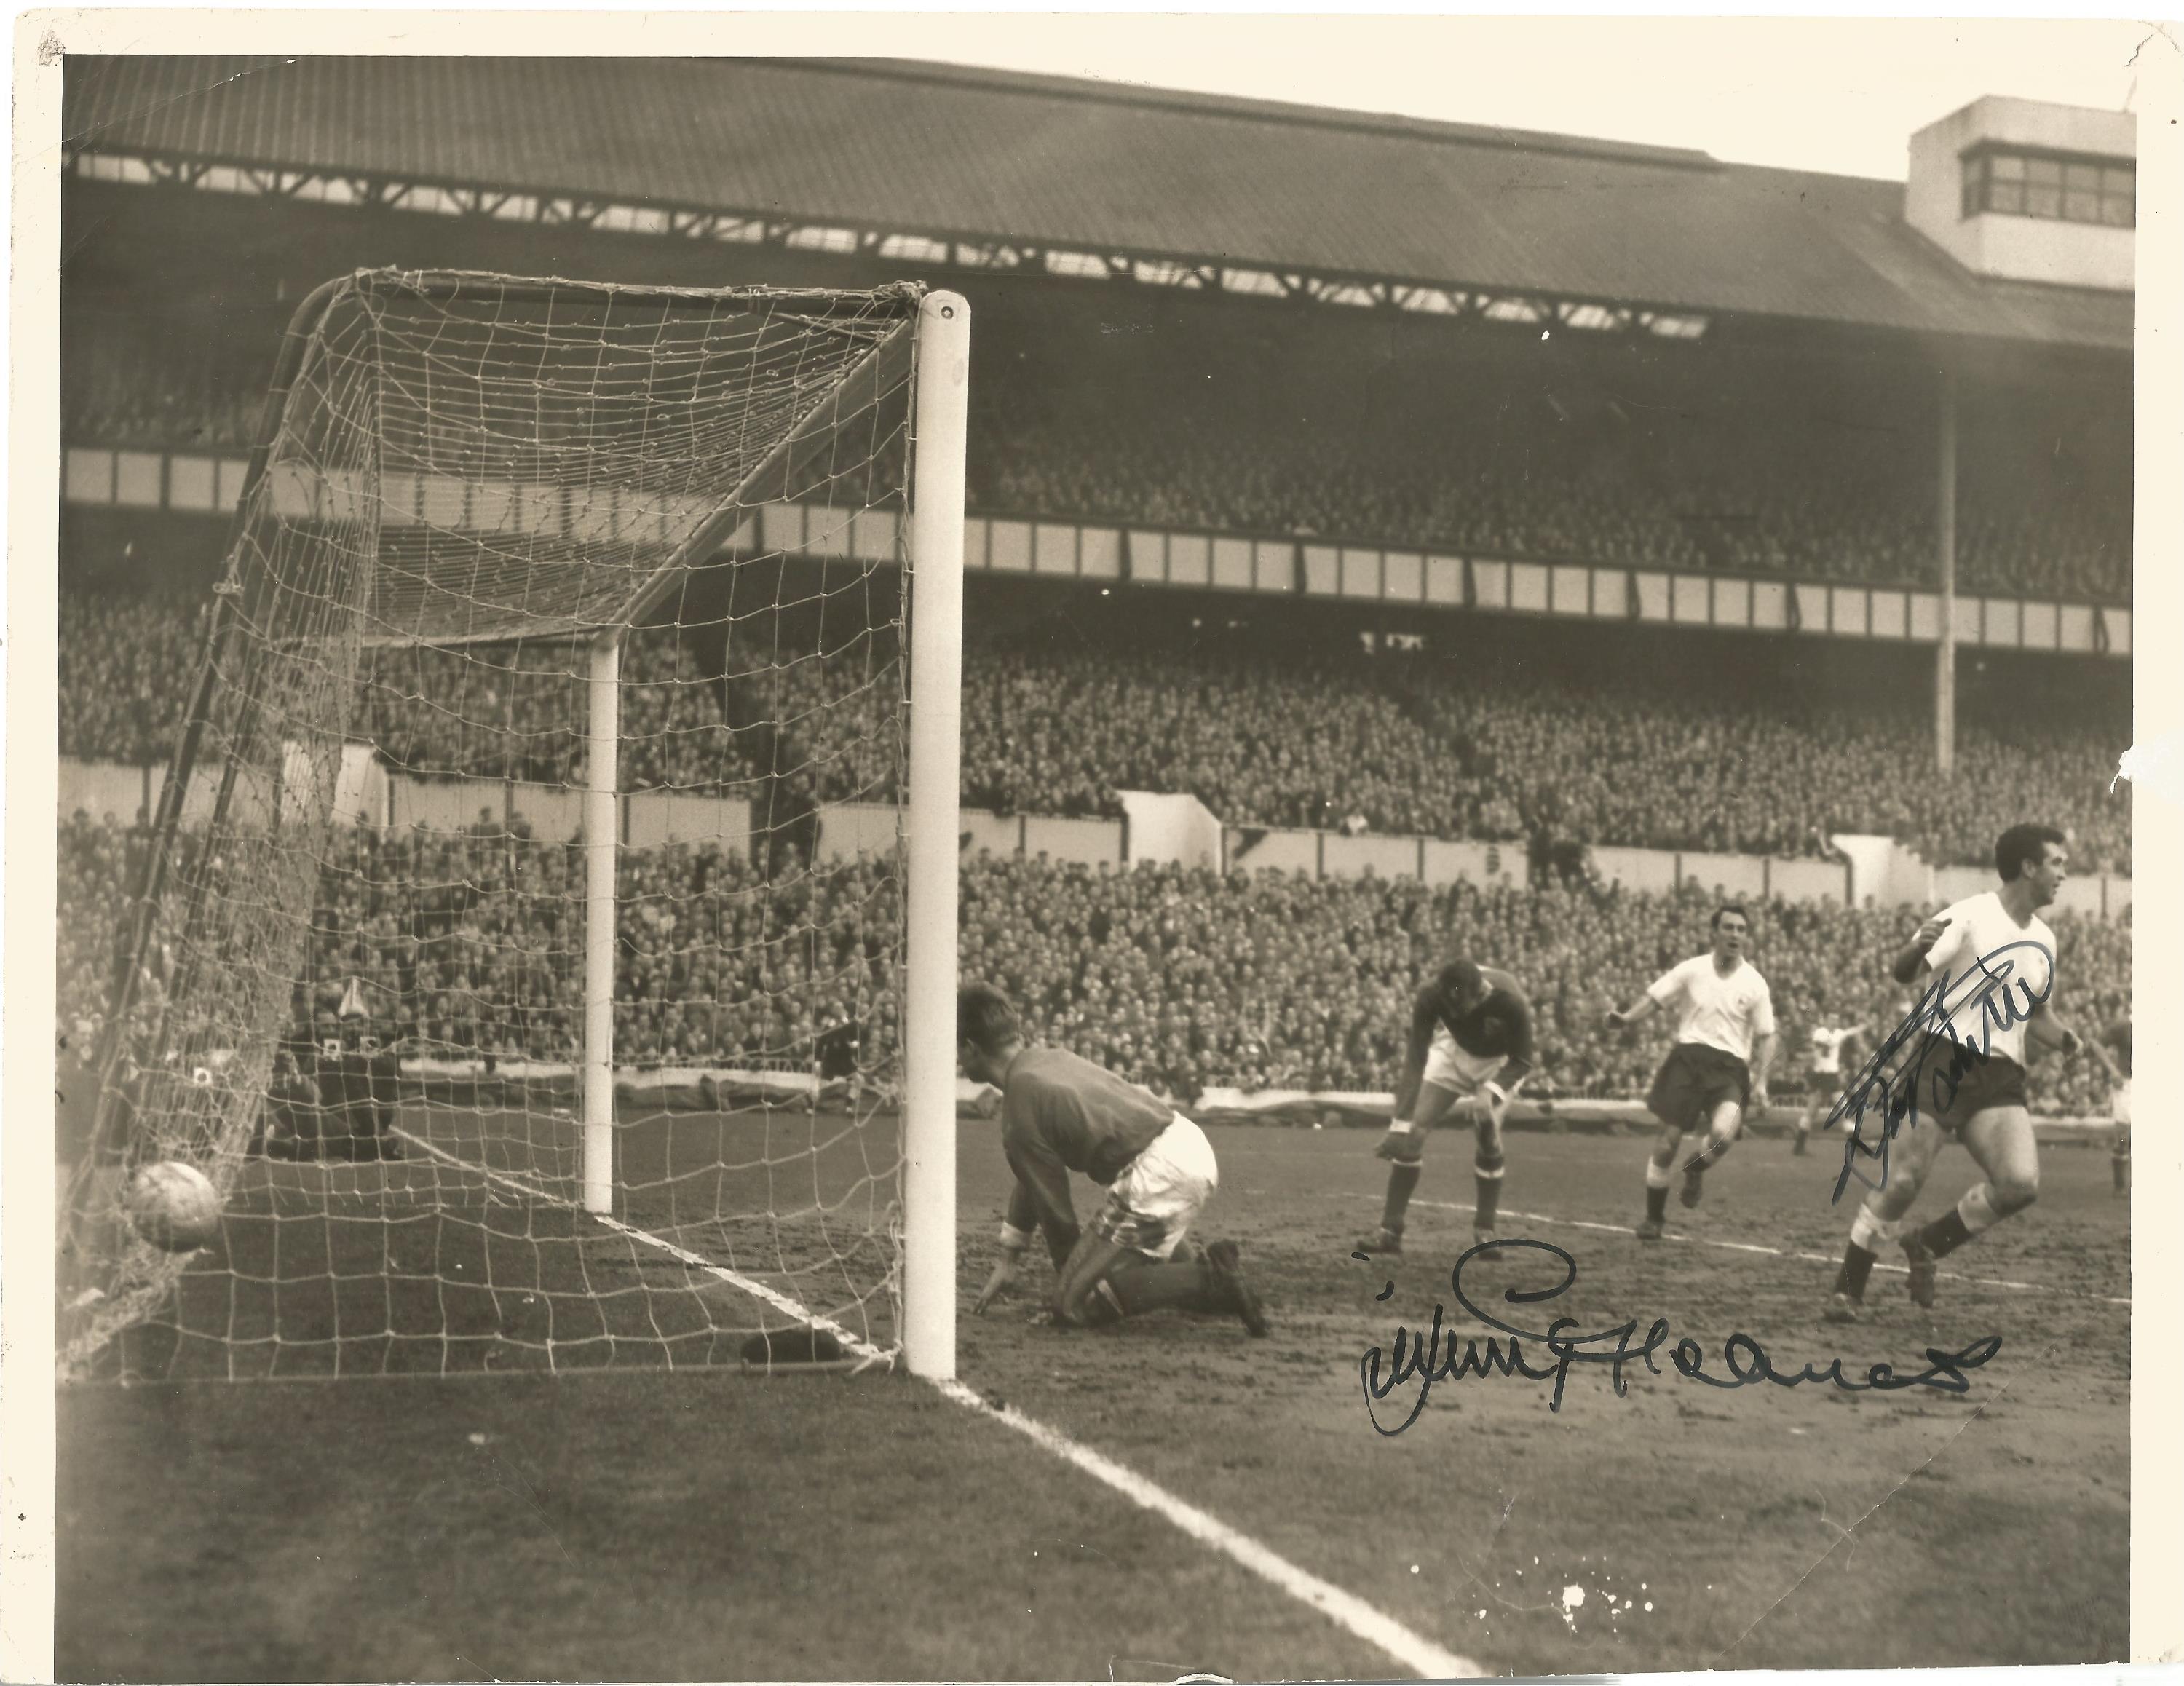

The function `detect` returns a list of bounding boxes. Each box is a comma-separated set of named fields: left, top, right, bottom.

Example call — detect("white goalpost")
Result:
left=60, top=272, right=969, bottom=1382
left=902, top=293, right=970, bottom=1382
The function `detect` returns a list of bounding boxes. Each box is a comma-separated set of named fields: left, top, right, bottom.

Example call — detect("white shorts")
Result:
left=1092, top=1114, right=1219, bottom=1261
left=1423, top=1029, right=1520, bottom=1101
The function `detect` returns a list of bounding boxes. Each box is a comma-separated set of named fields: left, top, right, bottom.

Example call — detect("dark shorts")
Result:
left=1913, top=1045, right=2027, bottom=1133
left=1646, top=1042, right=1751, bottom=1131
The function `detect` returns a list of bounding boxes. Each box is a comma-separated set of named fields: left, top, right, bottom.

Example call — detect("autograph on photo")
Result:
left=1357, top=1240, right=2002, bottom=1434
left=1824, top=938, right=2053, bottom=1200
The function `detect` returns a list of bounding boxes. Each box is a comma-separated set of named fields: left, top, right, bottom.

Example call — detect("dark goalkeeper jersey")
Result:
left=1415, top=965, right=1537, bottom=1079
left=999, top=1045, right=1174, bottom=1261
left=1390, top=962, right=1539, bottom=1120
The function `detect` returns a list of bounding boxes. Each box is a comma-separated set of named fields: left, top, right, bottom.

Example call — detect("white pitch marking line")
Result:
left=393, top=1128, right=1477, bottom=1679
left=1397, top=1195, right=2130, bottom=1307
left=933, top=1377, right=1480, bottom=1681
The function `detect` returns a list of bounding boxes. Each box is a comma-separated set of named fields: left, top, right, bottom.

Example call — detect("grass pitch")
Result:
left=59, top=1111, right=2128, bottom=1679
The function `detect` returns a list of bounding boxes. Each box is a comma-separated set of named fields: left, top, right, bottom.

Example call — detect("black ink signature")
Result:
left=1824, top=940, right=2053, bottom=1203
left=1358, top=1240, right=2002, bottom=1433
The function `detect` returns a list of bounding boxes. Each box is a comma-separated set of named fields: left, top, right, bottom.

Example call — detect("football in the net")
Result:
left=125, top=1160, right=223, bottom=1253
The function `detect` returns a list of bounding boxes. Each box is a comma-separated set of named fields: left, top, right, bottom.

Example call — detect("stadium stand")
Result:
left=58, top=581, right=211, bottom=768
left=57, top=586, right=2131, bottom=871
left=63, top=289, right=2130, bottom=604
left=58, top=812, right=2126, bottom=1117
left=50, top=60, right=2132, bottom=1127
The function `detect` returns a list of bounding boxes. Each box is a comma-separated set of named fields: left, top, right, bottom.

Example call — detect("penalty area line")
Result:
left=1396, top=1195, right=2130, bottom=1307
left=391, top=1128, right=1479, bottom=1679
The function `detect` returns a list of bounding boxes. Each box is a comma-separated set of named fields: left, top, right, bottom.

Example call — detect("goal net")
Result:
left=59, top=270, right=967, bottom=1382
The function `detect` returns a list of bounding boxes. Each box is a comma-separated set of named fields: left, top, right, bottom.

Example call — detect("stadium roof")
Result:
left=63, top=55, right=2132, bottom=352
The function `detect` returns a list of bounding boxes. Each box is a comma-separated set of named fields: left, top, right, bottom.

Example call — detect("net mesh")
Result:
left=60, top=270, right=925, bottom=1380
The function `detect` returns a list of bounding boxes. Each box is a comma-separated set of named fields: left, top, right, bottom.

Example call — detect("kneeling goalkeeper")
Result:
left=958, top=983, right=1267, bottom=1337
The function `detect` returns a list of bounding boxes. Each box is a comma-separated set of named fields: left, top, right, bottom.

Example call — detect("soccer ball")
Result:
left=125, top=1160, right=223, bottom=1253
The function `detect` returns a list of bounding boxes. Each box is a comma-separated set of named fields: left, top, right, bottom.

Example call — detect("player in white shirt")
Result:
left=1823, top=825, right=2115, bottom=1321
left=1795, top=1022, right=1864, bottom=1157
left=1605, top=904, right=1776, bottom=1241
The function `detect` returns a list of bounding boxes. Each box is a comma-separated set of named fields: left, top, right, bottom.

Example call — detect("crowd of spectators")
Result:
left=59, top=811, right=894, bottom=1073
left=357, top=633, right=757, bottom=791
left=959, top=643, right=1489, bottom=834
left=58, top=813, right=2128, bottom=1118
left=59, top=594, right=775, bottom=794
left=59, top=582, right=2132, bottom=873
left=67, top=302, right=2130, bottom=605
left=968, top=362, right=2130, bottom=604
left=58, top=585, right=212, bottom=766
left=1390, top=654, right=2132, bottom=873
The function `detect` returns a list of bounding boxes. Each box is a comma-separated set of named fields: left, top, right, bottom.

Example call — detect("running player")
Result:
left=957, top=983, right=1267, bottom=1337
left=1355, top=957, right=1536, bottom=1258
left=1795, top=1020, right=1864, bottom=1156
left=1606, top=905, right=1776, bottom=1240
left=1821, top=824, right=2110, bottom=1321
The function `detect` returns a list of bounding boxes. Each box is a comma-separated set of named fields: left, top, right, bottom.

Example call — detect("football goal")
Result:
left=60, top=271, right=968, bottom=1383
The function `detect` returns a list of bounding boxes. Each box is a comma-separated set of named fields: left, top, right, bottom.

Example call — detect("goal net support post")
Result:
left=583, top=629, right=620, bottom=1217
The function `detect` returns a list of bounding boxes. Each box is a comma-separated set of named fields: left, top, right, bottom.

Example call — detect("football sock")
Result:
left=1645, top=1157, right=1674, bottom=1189
left=1077, top=1278, right=1129, bottom=1326
left=1834, top=1244, right=1878, bottom=1299
left=1473, top=1149, right=1506, bottom=1229
left=1645, top=1184, right=1670, bottom=1224
left=1914, top=1208, right=1977, bottom=1259
left=1105, top=1260, right=1218, bottom=1317
left=1382, top=1163, right=1423, bottom=1235
left=1963, top=1182, right=2006, bottom=1229
left=1916, top=1182, right=2005, bottom=1258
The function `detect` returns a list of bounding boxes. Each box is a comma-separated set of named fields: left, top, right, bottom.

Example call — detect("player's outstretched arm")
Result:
left=1004, top=1128, right=1081, bottom=1271
left=973, top=1220, right=1034, bottom=1315
left=1605, top=994, right=1658, bottom=1031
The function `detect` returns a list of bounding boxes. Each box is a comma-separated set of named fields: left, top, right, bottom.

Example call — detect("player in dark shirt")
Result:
left=1357, top=957, right=1536, bottom=1258
left=959, top=983, right=1265, bottom=1336
left=316, top=996, right=407, bottom=1162
left=254, top=1027, right=327, bottom=1160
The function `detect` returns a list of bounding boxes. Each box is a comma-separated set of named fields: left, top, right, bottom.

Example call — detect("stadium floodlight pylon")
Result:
left=59, top=271, right=968, bottom=1383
